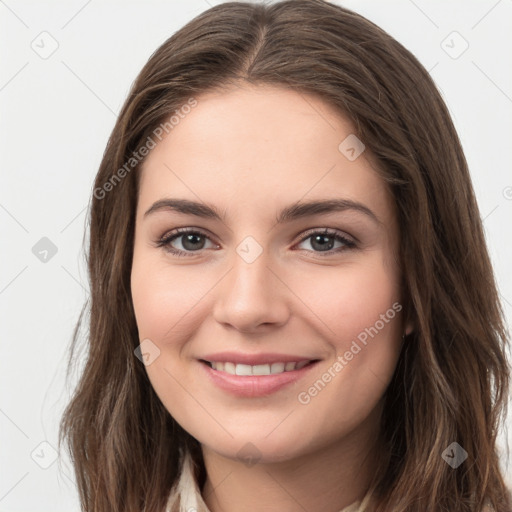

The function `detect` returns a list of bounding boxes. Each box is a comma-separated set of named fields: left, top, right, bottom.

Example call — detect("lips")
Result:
left=198, top=352, right=321, bottom=397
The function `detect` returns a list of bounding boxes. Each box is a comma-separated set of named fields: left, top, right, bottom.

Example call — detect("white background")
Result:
left=1, top=0, right=511, bottom=510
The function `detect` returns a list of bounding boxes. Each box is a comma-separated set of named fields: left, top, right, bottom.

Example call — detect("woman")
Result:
left=59, top=1, right=512, bottom=511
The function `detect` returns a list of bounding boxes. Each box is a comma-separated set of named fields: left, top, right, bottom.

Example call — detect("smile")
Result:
left=199, top=358, right=320, bottom=397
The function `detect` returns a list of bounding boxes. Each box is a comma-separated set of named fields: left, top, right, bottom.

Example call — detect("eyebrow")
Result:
left=143, top=198, right=383, bottom=227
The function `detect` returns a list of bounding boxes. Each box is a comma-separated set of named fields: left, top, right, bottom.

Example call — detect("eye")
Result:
left=156, top=228, right=217, bottom=257
left=295, top=228, right=356, bottom=256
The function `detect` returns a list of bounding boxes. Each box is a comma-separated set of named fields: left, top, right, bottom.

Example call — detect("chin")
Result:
left=199, top=431, right=313, bottom=466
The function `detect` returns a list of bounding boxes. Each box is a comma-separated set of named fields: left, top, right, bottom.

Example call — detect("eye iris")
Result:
left=182, top=233, right=205, bottom=251
left=311, top=234, right=334, bottom=251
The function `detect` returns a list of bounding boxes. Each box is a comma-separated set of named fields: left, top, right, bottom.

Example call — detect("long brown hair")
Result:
left=59, top=1, right=512, bottom=510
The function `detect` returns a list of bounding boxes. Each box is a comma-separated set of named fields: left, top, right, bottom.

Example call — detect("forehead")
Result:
left=137, top=84, right=394, bottom=227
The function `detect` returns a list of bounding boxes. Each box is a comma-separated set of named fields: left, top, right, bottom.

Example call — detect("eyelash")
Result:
left=155, top=227, right=357, bottom=258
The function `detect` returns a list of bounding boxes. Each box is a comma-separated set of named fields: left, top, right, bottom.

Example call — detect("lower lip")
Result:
left=199, top=360, right=319, bottom=398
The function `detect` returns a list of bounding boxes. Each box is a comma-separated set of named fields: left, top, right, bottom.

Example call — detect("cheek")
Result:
left=130, top=251, right=211, bottom=342
left=289, top=256, right=403, bottom=411
left=286, top=263, right=402, bottom=446
left=130, top=252, right=208, bottom=428
left=293, top=257, right=401, bottom=346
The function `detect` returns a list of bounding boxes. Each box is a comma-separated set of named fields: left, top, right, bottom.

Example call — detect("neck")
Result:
left=200, top=405, right=382, bottom=512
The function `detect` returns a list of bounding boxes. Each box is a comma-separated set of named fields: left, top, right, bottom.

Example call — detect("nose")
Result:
left=212, top=250, right=290, bottom=334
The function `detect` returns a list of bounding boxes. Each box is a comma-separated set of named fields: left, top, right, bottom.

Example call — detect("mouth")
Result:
left=198, top=357, right=321, bottom=398
left=199, top=359, right=319, bottom=376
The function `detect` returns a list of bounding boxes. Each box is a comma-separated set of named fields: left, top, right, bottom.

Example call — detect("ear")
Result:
left=400, top=303, right=415, bottom=337
left=403, top=314, right=415, bottom=337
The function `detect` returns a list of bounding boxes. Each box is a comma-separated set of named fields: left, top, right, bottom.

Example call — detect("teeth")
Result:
left=252, top=364, right=270, bottom=375
left=235, top=364, right=253, bottom=376
left=209, top=361, right=312, bottom=376
left=271, top=362, right=285, bottom=373
left=224, top=362, right=235, bottom=374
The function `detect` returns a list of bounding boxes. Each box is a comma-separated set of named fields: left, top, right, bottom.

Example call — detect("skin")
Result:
left=131, top=83, right=414, bottom=512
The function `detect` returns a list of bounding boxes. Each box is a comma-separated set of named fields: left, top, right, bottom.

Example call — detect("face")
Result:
left=131, top=84, right=412, bottom=464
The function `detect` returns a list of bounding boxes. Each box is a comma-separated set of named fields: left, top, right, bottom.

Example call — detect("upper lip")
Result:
left=199, top=352, right=320, bottom=365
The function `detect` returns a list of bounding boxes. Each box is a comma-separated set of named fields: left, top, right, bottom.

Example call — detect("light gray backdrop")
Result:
left=1, top=0, right=511, bottom=510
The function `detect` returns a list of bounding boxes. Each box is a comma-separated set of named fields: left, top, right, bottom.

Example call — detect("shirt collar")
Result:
left=166, top=447, right=372, bottom=512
